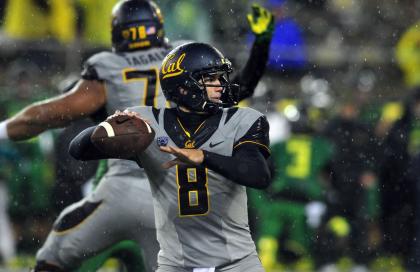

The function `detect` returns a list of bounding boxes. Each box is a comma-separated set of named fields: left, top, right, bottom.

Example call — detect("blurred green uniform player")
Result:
left=251, top=133, right=333, bottom=271
left=1, top=91, right=55, bottom=221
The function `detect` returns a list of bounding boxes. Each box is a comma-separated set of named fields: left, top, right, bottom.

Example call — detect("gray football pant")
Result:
left=36, top=175, right=158, bottom=272
left=0, top=182, right=15, bottom=262
left=156, top=253, right=265, bottom=272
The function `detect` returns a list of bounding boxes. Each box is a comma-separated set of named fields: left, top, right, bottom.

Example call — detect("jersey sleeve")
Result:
left=80, top=52, right=113, bottom=81
left=81, top=62, right=102, bottom=81
left=233, top=115, right=270, bottom=158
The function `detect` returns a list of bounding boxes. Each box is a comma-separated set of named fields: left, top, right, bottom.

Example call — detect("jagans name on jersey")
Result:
left=124, top=51, right=168, bottom=66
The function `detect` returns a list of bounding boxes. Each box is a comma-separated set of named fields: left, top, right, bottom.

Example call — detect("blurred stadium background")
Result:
left=0, top=0, right=420, bottom=271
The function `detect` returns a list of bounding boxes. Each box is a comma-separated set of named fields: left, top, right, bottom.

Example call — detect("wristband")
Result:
left=0, top=120, right=9, bottom=140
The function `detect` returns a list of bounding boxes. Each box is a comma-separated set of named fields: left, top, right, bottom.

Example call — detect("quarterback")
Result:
left=71, top=42, right=274, bottom=272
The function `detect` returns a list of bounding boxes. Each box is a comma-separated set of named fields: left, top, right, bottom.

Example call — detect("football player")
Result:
left=0, top=0, right=274, bottom=271
left=251, top=105, right=334, bottom=271
left=71, top=41, right=274, bottom=272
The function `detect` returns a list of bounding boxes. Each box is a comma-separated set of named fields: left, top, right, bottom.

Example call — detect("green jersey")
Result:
left=269, top=134, right=333, bottom=201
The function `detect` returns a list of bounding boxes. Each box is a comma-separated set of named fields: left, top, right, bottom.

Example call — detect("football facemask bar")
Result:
left=187, top=69, right=239, bottom=113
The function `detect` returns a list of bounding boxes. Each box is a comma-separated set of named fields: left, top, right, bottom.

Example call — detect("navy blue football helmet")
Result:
left=159, top=42, right=239, bottom=113
left=111, top=0, right=165, bottom=52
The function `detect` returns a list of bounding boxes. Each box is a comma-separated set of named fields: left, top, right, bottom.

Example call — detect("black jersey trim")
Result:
left=164, top=108, right=223, bottom=149
left=233, top=116, right=270, bottom=157
left=152, top=107, right=160, bottom=124
left=225, top=107, right=239, bottom=124
left=81, top=64, right=102, bottom=81
left=233, top=141, right=270, bottom=153
left=52, top=200, right=103, bottom=234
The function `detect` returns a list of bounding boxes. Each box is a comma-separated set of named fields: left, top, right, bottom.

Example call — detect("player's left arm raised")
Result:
left=160, top=116, right=274, bottom=189
left=232, top=3, right=274, bottom=102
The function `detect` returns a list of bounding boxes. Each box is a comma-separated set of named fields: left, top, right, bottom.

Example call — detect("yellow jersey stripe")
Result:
left=233, top=141, right=270, bottom=153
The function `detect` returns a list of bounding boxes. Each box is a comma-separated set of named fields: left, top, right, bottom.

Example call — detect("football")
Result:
left=91, top=114, right=155, bottom=158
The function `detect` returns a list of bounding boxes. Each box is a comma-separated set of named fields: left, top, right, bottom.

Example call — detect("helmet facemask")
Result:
left=182, top=65, right=239, bottom=114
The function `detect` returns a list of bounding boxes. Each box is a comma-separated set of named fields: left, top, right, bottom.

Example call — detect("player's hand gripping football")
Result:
left=247, top=3, right=275, bottom=41
left=91, top=109, right=154, bottom=157
left=160, top=145, right=204, bottom=169
left=108, top=109, right=141, bottom=120
left=107, top=109, right=151, bottom=127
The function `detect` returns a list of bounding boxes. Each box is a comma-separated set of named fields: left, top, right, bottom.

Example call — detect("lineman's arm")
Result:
left=1, top=80, right=106, bottom=141
left=233, top=4, right=274, bottom=101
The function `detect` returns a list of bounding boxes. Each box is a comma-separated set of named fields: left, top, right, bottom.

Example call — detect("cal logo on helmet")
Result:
left=161, top=53, right=186, bottom=79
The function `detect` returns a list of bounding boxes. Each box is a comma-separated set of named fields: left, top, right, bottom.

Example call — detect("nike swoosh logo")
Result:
left=209, top=141, right=224, bottom=148
left=115, top=116, right=130, bottom=124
